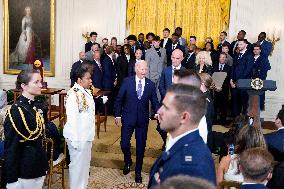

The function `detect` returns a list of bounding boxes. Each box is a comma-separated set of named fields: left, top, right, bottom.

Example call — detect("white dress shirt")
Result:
left=166, top=128, right=199, bottom=151
left=163, top=38, right=169, bottom=48
left=126, top=54, right=131, bottom=62
left=198, top=116, right=208, bottom=143
left=135, top=76, right=146, bottom=97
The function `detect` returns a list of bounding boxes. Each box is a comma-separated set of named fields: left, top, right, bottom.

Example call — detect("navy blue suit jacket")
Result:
left=115, top=76, right=159, bottom=126
left=92, top=60, right=103, bottom=89
left=159, top=66, right=185, bottom=100
left=181, top=53, right=196, bottom=69
left=231, top=50, right=254, bottom=81
left=102, top=55, right=116, bottom=90
left=160, top=38, right=172, bottom=49
left=85, top=41, right=93, bottom=52
left=265, top=128, right=284, bottom=152
left=260, top=40, right=272, bottom=58
left=252, top=55, right=271, bottom=80
left=240, top=184, right=269, bottom=189
left=128, top=59, right=137, bottom=76
left=217, top=40, right=230, bottom=53
left=148, top=130, right=216, bottom=188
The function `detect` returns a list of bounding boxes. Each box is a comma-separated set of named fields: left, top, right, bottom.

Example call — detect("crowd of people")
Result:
left=1, top=26, right=283, bottom=189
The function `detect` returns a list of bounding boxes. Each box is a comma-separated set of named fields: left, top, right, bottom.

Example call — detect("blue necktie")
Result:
left=137, top=80, right=142, bottom=99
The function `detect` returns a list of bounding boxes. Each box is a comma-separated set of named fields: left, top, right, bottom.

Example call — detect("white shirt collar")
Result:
left=240, top=49, right=247, bottom=54
left=107, top=54, right=113, bottom=60
left=278, top=127, right=284, bottom=131
left=166, top=128, right=198, bottom=151
left=172, top=64, right=182, bottom=70
left=254, top=55, right=260, bottom=60
left=80, top=60, right=83, bottom=63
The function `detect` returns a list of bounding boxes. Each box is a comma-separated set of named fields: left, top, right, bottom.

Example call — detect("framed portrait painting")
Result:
left=3, top=0, right=55, bottom=76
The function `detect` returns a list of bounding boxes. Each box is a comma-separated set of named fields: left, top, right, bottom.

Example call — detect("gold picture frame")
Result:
left=3, top=0, right=55, bottom=76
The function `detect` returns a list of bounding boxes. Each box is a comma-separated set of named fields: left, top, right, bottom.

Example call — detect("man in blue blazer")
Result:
left=256, top=32, right=272, bottom=58
left=115, top=60, right=159, bottom=183
left=158, top=49, right=185, bottom=149
left=239, top=148, right=273, bottom=189
left=265, top=108, right=284, bottom=152
left=230, top=39, right=254, bottom=117
left=148, top=84, right=216, bottom=188
left=91, top=50, right=103, bottom=89
left=102, top=46, right=117, bottom=91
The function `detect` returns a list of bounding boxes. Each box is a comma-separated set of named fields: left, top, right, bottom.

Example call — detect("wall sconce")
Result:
left=82, top=25, right=95, bottom=42
left=267, top=27, right=281, bottom=56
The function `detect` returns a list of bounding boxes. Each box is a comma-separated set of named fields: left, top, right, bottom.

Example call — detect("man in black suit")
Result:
left=213, top=52, right=231, bottom=125
left=85, top=32, right=97, bottom=52
left=70, top=51, right=86, bottom=87
left=217, top=31, right=230, bottom=53
left=160, top=28, right=172, bottom=49
left=230, top=39, right=254, bottom=117
left=230, top=30, right=252, bottom=56
left=128, top=48, right=143, bottom=76
left=91, top=50, right=103, bottom=89
left=166, top=33, right=185, bottom=66
left=127, top=35, right=138, bottom=60
left=181, top=44, right=196, bottom=69
left=116, top=44, right=132, bottom=88
left=137, top=33, right=145, bottom=50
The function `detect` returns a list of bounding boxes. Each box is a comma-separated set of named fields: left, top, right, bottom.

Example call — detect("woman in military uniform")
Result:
left=3, top=69, right=48, bottom=189
left=63, top=65, right=95, bottom=189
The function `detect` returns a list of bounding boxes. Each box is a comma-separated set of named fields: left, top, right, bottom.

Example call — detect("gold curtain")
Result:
left=126, top=0, right=231, bottom=48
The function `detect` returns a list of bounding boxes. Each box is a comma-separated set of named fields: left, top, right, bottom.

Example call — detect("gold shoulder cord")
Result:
left=6, top=106, right=45, bottom=142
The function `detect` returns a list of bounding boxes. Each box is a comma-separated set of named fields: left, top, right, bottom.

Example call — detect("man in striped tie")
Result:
left=115, top=60, right=159, bottom=183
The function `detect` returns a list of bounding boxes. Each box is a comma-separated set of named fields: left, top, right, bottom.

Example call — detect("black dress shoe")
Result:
left=123, top=163, right=132, bottom=175
left=135, top=174, right=142, bottom=183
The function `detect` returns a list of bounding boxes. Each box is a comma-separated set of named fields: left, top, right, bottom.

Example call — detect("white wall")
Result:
left=228, top=0, right=284, bottom=120
left=0, top=0, right=127, bottom=90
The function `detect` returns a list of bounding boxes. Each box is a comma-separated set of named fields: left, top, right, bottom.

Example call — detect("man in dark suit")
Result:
left=230, top=39, right=254, bottom=117
left=181, top=44, right=196, bottom=69
left=229, top=30, right=252, bottom=56
left=128, top=48, right=143, bottom=76
left=91, top=50, right=103, bottom=89
left=85, top=32, right=97, bottom=52
left=265, top=108, right=284, bottom=152
left=252, top=44, right=271, bottom=110
left=148, top=84, right=216, bottom=188
left=127, top=35, right=139, bottom=60
left=239, top=148, right=273, bottom=189
left=256, top=32, right=272, bottom=58
left=160, top=28, right=172, bottom=49
left=213, top=52, right=231, bottom=125
left=116, top=44, right=132, bottom=88
left=137, top=33, right=145, bottom=50
left=158, top=49, right=185, bottom=149
left=217, top=31, right=230, bottom=53
left=70, top=51, right=86, bottom=87
left=102, top=46, right=117, bottom=91
left=166, top=33, right=185, bottom=66
left=115, top=61, right=159, bottom=183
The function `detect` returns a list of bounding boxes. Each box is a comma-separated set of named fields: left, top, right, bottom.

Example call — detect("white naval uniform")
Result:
left=63, top=83, right=95, bottom=189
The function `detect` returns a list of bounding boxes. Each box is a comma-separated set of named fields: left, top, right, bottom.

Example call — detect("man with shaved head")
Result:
left=115, top=60, right=159, bottom=183
left=158, top=49, right=185, bottom=149
left=70, top=51, right=86, bottom=87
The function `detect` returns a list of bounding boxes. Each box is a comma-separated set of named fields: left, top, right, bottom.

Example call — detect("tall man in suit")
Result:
left=265, top=108, right=284, bottom=152
left=239, top=148, right=273, bottom=189
left=217, top=31, right=230, bottom=53
left=148, top=84, right=216, bottom=188
left=146, top=36, right=167, bottom=100
left=166, top=33, right=185, bottom=66
left=85, top=32, right=97, bottom=52
left=160, top=28, right=172, bottom=49
left=230, top=39, right=254, bottom=117
left=128, top=48, right=143, bottom=76
left=70, top=51, right=86, bottom=87
left=116, top=44, right=132, bottom=88
left=115, top=61, right=159, bottom=183
left=230, top=30, right=252, bottom=56
left=158, top=49, right=185, bottom=148
left=91, top=50, right=103, bottom=89
left=213, top=52, right=231, bottom=124
left=137, top=33, right=145, bottom=50
left=252, top=44, right=271, bottom=110
left=127, top=35, right=138, bottom=60
left=256, top=32, right=272, bottom=58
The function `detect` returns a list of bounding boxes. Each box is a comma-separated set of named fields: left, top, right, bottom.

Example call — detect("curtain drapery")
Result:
left=126, top=0, right=231, bottom=48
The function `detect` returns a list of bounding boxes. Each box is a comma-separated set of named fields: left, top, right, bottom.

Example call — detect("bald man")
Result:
left=115, top=61, right=159, bottom=183
left=158, top=49, right=185, bottom=148
left=70, top=51, right=86, bottom=87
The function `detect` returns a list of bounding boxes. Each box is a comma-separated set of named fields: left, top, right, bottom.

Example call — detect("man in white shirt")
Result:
left=160, top=28, right=172, bottom=49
